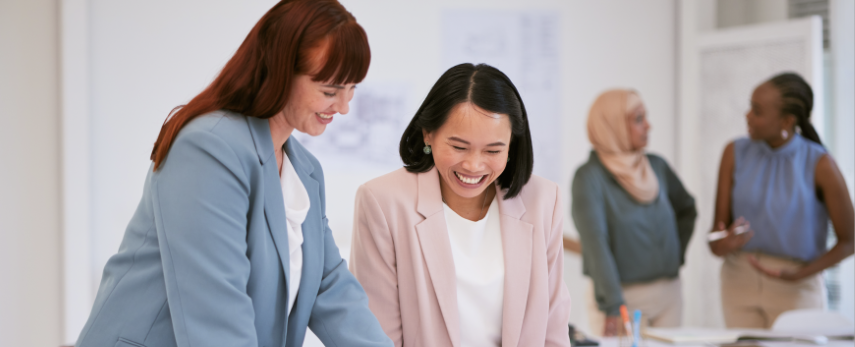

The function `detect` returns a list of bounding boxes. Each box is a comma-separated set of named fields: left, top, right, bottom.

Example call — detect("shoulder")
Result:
left=801, top=136, right=828, bottom=157
left=572, top=157, right=605, bottom=188
left=358, top=168, right=418, bottom=204
left=645, top=153, right=676, bottom=175
left=182, top=110, right=251, bottom=140
left=711, top=140, right=738, bottom=169
left=732, top=136, right=751, bottom=147
left=517, top=174, right=560, bottom=208
left=724, top=140, right=737, bottom=153
left=514, top=175, right=562, bottom=226
left=172, top=110, right=257, bottom=162
left=730, top=137, right=751, bottom=156
left=520, top=175, right=559, bottom=197
left=645, top=152, right=667, bottom=168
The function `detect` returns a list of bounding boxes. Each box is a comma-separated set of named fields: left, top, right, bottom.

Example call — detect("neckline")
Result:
left=280, top=152, right=310, bottom=219
left=443, top=197, right=497, bottom=224
left=757, top=133, right=802, bottom=156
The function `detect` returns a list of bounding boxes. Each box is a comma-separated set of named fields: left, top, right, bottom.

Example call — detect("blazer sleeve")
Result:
left=349, top=184, right=403, bottom=346
left=307, top=167, right=393, bottom=347
left=571, top=168, right=625, bottom=317
left=151, top=130, right=257, bottom=347
left=546, top=185, right=573, bottom=347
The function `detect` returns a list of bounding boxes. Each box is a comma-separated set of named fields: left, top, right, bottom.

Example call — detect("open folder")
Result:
left=643, top=327, right=855, bottom=345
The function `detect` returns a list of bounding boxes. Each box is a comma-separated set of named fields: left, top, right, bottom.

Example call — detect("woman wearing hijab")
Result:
left=571, top=89, right=697, bottom=336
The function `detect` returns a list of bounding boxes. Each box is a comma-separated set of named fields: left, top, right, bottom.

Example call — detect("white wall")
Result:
left=0, top=0, right=63, bottom=346
left=829, top=0, right=855, bottom=323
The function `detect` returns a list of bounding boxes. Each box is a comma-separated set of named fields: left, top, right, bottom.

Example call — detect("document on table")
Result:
left=644, top=327, right=855, bottom=345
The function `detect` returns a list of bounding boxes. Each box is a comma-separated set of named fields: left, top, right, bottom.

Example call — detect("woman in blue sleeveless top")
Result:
left=709, top=73, right=854, bottom=328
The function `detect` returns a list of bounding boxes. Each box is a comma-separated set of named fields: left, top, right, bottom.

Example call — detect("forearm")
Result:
left=588, top=265, right=624, bottom=316
left=794, top=241, right=855, bottom=279
left=576, top=228, right=623, bottom=314
left=574, top=226, right=624, bottom=314
left=709, top=240, right=729, bottom=257
left=313, top=221, right=394, bottom=347
left=675, top=208, right=697, bottom=263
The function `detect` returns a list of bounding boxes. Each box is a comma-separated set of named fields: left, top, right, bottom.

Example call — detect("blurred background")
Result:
left=1, top=0, right=852, bottom=346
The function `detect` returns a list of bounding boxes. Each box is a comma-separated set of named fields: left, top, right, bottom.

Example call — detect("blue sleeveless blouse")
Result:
left=732, top=133, right=828, bottom=262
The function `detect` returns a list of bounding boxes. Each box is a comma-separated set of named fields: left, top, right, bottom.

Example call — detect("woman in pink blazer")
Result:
left=350, top=63, right=571, bottom=347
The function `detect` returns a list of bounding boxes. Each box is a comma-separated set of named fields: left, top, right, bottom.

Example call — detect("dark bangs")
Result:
left=399, top=63, right=534, bottom=199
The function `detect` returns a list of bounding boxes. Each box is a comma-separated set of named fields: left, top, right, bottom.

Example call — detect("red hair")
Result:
left=150, top=0, right=370, bottom=170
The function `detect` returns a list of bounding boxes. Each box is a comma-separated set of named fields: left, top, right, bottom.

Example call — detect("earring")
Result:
left=507, top=156, right=510, bottom=162
left=782, top=129, right=789, bottom=140
left=423, top=144, right=432, bottom=154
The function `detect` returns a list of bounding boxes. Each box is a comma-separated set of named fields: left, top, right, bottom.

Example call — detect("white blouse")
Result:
left=443, top=197, right=504, bottom=347
left=280, top=151, right=310, bottom=315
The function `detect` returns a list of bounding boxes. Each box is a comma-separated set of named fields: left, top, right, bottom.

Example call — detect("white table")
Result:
left=595, top=332, right=854, bottom=347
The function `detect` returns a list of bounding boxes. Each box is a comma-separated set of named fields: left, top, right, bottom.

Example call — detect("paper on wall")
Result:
left=442, top=9, right=563, bottom=184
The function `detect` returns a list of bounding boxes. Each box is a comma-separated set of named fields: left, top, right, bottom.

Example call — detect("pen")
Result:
left=619, top=305, right=633, bottom=339
left=632, top=309, right=642, bottom=347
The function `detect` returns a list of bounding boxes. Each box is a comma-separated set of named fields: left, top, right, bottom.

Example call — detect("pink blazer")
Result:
left=350, top=167, right=571, bottom=347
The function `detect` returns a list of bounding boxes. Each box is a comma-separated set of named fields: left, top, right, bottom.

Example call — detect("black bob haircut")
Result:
left=398, top=63, right=534, bottom=199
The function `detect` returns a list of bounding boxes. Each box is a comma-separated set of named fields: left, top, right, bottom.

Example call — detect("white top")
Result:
left=443, top=197, right=504, bottom=347
left=280, top=151, right=310, bottom=315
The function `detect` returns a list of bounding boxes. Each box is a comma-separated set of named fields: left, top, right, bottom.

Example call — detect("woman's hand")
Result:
left=602, top=316, right=623, bottom=337
left=746, top=255, right=804, bottom=281
left=709, top=217, right=754, bottom=256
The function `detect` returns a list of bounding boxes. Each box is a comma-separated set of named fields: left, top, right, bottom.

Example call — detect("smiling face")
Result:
left=279, top=73, right=356, bottom=137
left=423, top=102, right=512, bottom=200
left=626, top=92, right=650, bottom=151
left=275, top=40, right=358, bottom=137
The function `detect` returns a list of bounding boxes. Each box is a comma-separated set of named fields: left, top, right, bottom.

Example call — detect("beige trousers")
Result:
left=587, top=277, right=682, bottom=336
left=721, top=252, right=825, bottom=329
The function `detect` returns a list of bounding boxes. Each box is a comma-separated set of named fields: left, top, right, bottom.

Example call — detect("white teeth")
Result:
left=455, top=172, right=483, bottom=185
left=317, top=113, right=333, bottom=119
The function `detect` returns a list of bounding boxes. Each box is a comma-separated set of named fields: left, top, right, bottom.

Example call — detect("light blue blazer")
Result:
left=76, top=111, right=392, bottom=347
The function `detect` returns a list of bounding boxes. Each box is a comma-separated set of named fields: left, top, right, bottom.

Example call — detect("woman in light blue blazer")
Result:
left=75, top=1, right=391, bottom=346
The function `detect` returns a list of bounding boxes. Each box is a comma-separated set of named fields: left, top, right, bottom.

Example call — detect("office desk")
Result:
left=597, top=336, right=854, bottom=347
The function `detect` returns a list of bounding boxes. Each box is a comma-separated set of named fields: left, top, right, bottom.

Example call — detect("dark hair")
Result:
left=151, top=0, right=370, bottom=170
left=399, top=63, right=533, bottom=199
left=767, top=72, right=822, bottom=146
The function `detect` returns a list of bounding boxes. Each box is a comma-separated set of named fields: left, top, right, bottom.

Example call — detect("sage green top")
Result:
left=571, top=151, right=697, bottom=316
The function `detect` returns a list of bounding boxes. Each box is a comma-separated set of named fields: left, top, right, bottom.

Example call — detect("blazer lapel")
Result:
left=246, top=116, right=292, bottom=303
left=284, top=138, right=323, bottom=337
left=414, top=168, right=461, bottom=347
left=497, top=189, right=533, bottom=347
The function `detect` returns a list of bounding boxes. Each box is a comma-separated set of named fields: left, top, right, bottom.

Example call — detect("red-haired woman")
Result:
left=74, top=1, right=392, bottom=346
